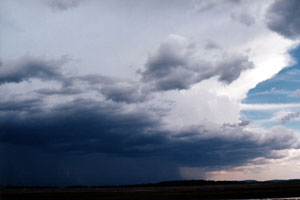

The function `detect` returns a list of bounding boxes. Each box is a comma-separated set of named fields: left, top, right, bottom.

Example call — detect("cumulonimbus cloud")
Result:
left=0, top=52, right=298, bottom=185
left=1, top=98, right=299, bottom=167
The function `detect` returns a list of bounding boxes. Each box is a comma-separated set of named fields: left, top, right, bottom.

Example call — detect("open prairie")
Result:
left=1, top=181, right=300, bottom=200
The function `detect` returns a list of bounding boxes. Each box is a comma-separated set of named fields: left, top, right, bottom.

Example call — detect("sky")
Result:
left=0, top=0, right=300, bottom=186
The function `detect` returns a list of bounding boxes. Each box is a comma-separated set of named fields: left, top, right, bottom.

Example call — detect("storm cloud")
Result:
left=0, top=51, right=298, bottom=185
left=1, top=0, right=300, bottom=186
left=266, top=0, right=300, bottom=39
left=0, top=97, right=299, bottom=185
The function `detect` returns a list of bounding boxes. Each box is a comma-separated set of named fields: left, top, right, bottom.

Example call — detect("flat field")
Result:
left=1, top=181, right=300, bottom=200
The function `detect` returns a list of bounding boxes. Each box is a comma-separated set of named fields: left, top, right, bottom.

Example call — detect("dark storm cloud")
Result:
left=1, top=97, right=299, bottom=185
left=0, top=56, right=68, bottom=85
left=0, top=95, right=299, bottom=185
left=266, top=0, right=300, bottom=39
left=141, top=37, right=253, bottom=91
left=0, top=98, right=42, bottom=112
left=0, top=98, right=178, bottom=185
left=0, top=99, right=165, bottom=155
left=0, top=144, right=180, bottom=186
left=47, top=0, right=81, bottom=11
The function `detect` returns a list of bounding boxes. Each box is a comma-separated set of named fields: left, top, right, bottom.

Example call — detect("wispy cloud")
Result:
left=47, top=0, right=82, bottom=12
left=291, top=89, right=300, bottom=97
left=281, top=112, right=300, bottom=124
left=241, top=103, right=300, bottom=111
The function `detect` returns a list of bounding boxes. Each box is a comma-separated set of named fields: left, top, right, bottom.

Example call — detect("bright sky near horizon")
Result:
left=0, top=0, right=300, bottom=186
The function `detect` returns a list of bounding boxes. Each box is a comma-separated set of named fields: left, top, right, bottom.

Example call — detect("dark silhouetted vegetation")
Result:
left=1, top=179, right=300, bottom=200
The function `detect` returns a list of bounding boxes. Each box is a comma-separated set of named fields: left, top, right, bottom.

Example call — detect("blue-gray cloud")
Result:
left=0, top=56, right=148, bottom=104
left=141, top=36, right=254, bottom=91
left=35, top=87, right=82, bottom=96
left=76, top=75, right=149, bottom=103
left=266, top=0, right=300, bottom=39
left=0, top=56, right=69, bottom=85
left=281, top=112, right=300, bottom=124
left=99, top=83, right=147, bottom=103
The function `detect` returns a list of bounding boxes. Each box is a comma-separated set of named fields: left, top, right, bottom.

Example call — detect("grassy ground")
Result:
left=1, top=181, right=300, bottom=200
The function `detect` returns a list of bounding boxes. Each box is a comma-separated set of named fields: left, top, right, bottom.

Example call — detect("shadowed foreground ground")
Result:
left=1, top=181, right=300, bottom=200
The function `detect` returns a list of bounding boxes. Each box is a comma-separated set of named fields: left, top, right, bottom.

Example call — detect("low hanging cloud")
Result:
left=1, top=98, right=299, bottom=161
left=141, top=35, right=254, bottom=91
left=281, top=112, right=300, bottom=124
left=266, top=0, right=300, bottom=40
left=0, top=97, right=299, bottom=185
